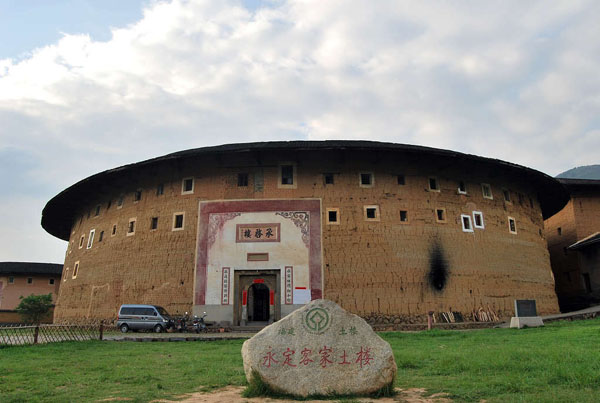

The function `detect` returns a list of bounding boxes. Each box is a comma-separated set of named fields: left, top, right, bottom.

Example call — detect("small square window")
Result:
left=8, top=276, right=14, bottom=284
left=173, top=213, right=185, bottom=231
left=238, top=173, right=249, bottom=187
left=461, top=214, right=473, bottom=232
left=324, top=173, right=334, bottom=185
left=182, top=177, right=194, bottom=194
left=117, top=194, right=124, bottom=208
left=400, top=210, right=408, bottom=223
left=107, top=200, right=112, bottom=209
left=87, top=229, right=95, bottom=249
left=72, top=262, right=79, bottom=279
left=557, top=227, right=562, bottom=236
left=156, top=184, right=164, bottom=196
left=127, top=218, right=136, bottom=236
left=436, top=208, right=446, bottom=222
left=99, top=231, right=104, bottom=242
left=518, top=193, right=524, bottom=205
left=94, top=205, right=101, bottom=216
left=473, top=211, right=484, bottom=229
left=428, top=177, right=440, bottom=192
left=397, top=175, right=405, bottom=185
left=481, top=183, right=493, bottom=200
left=151, top=217, right=159, bottom=230
left=79, top=235, right=85, bottom=249
left=111, top=224, right=117, bottom=236
left=360, top=173, right=374, bottom=187
left=49, top=278, right=55, bottom=285
left=280, top=165, right=295, bottom=186
left=364, top=205, right=380, bottom=221
left=326, top=208, right=339, bottom=225
left=134, top=189, right=142, bottom=202
left=27, top=277, right=33, bottom=284
left=503, top=189, right=511, bottom=203
left=508, top=217, right=517, bottom=234
left=458, top=181, right=467, bottom=194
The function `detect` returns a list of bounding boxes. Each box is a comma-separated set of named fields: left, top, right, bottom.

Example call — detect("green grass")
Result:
left=387, top=318, right=600, bottom=402
left=1, top=318, right=599, bottom=402
left=0, top=339, right=247, bottom=402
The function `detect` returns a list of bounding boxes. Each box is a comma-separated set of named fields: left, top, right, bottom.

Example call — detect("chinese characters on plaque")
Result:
left=285, top=266, right=293, bottom=304
left=221, top=267, right=230, bottom=305
left=236, top=223, right=281, bottom=243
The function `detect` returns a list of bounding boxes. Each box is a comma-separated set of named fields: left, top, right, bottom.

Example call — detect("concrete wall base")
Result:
left=510, top=316, right=544, bottom=329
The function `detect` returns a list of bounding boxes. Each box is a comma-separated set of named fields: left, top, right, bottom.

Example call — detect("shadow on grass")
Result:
left=242, top=370, right=395, bottom=401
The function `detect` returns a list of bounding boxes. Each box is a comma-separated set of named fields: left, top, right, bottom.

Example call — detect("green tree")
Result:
left=15, top=293, right=54, bottom=324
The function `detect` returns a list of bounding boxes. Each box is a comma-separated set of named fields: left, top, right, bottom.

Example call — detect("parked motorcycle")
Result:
left=193, top=312, right=208, bottom=333
left=175, top=312, right=190, bottom=332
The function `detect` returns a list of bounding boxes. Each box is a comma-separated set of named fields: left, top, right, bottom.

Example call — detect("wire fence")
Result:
left=0, top=324, right=108, bottom=346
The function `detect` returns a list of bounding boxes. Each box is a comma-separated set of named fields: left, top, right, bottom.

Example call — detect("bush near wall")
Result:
left=0, top=309, right=54, bottom=324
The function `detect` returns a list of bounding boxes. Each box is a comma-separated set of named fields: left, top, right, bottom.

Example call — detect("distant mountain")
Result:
left=557, top=165, right=600, bottom=179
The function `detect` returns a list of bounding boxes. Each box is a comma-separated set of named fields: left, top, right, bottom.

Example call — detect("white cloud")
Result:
left=0, top=0, right=599, bottom=262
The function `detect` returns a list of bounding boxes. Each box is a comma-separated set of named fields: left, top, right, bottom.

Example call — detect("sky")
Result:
left=0, top=0, right=598, bottom=264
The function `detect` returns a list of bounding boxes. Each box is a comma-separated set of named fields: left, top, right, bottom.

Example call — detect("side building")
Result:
left=544, top=179, right=600, bottom=311
left=0, top=262, right=63, bottom=323
left=42, top=141, right=568, bottom=325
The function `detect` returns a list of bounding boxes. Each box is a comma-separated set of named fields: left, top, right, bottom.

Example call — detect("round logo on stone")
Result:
left=304, top=307, right=330, bottom=334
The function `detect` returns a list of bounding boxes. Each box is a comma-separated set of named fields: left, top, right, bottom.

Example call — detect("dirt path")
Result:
left=165, top=386, right=451, bottom=402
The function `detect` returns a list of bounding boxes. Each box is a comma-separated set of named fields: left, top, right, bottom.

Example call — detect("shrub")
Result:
left=15, top=293, right=54, bottom=324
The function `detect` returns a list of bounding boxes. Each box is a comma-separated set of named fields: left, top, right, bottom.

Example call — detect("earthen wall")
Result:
left=54, top=150, right=559, bottom=323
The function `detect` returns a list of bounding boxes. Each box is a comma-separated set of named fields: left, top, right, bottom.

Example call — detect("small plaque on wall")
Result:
left=221, top=267, right=230, bottom=305
left=236, top=223, right=281, bottom=243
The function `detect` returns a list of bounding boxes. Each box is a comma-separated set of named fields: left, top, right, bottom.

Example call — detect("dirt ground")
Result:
left=164, top=386, right=451, bottom=402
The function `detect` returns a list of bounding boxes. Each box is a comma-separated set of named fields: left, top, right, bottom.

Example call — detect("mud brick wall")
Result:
left=54, top=148, right=560, bottom=323
left=545, top=184, right=600, bottom=307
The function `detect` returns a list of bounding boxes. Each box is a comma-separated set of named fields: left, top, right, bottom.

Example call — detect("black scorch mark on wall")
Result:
left=428, top=241, right=448, bottom=291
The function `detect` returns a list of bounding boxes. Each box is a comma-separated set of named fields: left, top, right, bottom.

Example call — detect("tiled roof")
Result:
left=42, top=140, right=570, bottom=240
left=568, top=232, right=600, bottom=251
left=0, top=262, right=63, bottom=276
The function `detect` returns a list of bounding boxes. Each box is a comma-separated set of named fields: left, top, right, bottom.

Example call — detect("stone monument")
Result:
left=241, top=299, right=397, bottom=397
left=510, top=299, right=544, bottom=329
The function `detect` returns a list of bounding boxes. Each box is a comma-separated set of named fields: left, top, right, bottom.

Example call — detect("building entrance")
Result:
left=234, top=270, right=280, bottom=326
left=248, top=283, right=269, bottom=321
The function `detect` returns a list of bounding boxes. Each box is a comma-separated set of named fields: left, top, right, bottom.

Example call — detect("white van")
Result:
left=116, top=304, right=172, bottom=333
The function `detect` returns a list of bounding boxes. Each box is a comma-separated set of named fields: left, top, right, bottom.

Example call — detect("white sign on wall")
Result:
left=293, top=288, right=311, bottom=304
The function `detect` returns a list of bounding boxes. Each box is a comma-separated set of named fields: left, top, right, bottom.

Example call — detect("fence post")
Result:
left=99, top=322, right=104, bottom=341
left=33, top=325, right=39, bottom=344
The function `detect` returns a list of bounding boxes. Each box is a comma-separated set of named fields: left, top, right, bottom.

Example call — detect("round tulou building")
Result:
left=42, top=141, right=569, bottom=325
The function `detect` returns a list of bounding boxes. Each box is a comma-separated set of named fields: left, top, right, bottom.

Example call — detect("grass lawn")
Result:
left=1, top=318, right=599, bottom=402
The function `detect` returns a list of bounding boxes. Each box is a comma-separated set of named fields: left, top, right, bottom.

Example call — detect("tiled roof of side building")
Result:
left=557, top=178, right=600, bottom=188
left=568, top=232, right=600, bottom=251
left=0, top=262, right=63, bottom=276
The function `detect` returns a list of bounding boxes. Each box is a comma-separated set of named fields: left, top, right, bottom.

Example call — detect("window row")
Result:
left=6, top=276, right=55, bottom=285
left=78, top=213, right=186, bottom=250
left=325, top=206, right=518, bottom=234
left=83, top=178, right=195, bottom=220
left=81, top=167, right=535, bottom=223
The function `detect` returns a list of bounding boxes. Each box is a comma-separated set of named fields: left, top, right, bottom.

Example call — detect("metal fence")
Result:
left=0, top=324, right=106, bottom=346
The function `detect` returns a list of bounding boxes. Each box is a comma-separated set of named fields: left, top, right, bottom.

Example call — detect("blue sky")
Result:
left=0, top=0, right=146, bottom=59
left=0, top=0, right=266, bottom=59
left=0, top=0, right=599, bottom=263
